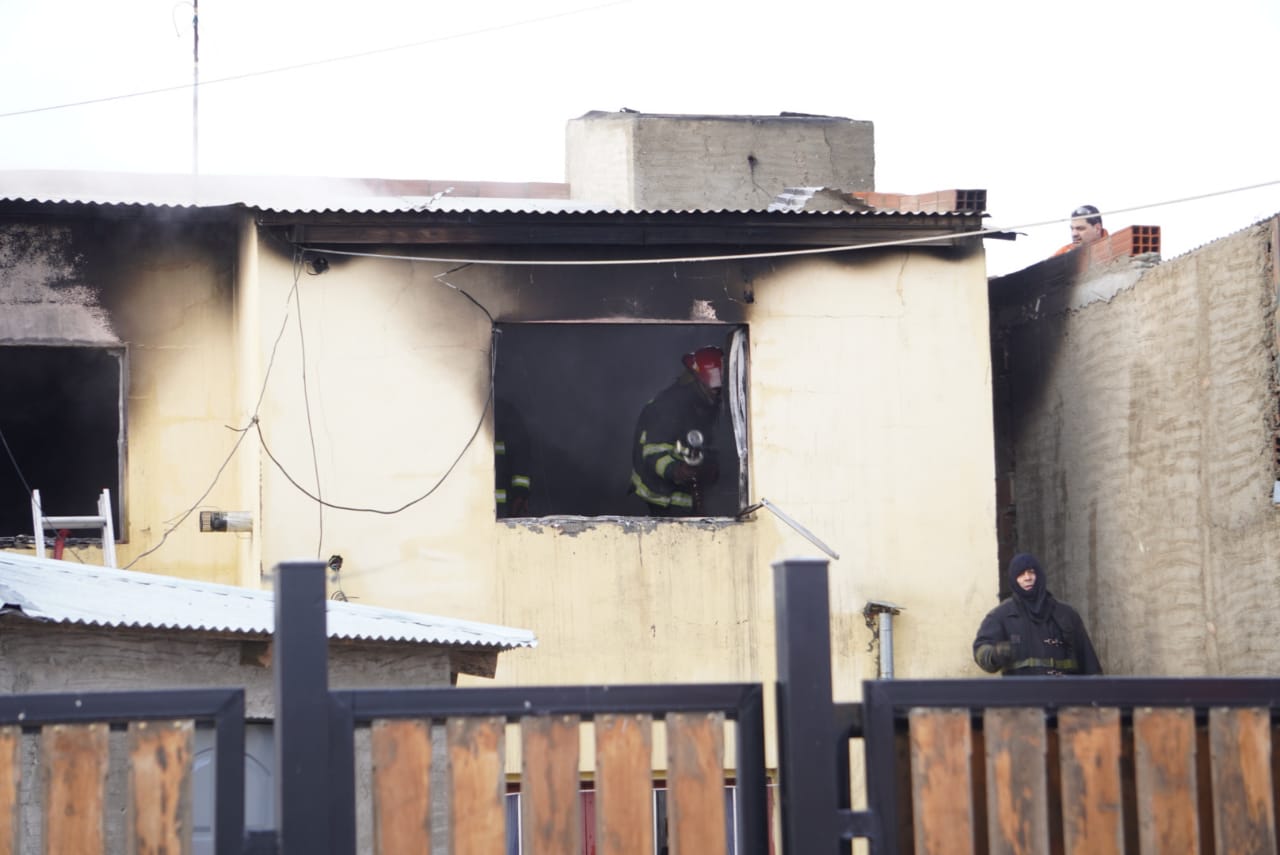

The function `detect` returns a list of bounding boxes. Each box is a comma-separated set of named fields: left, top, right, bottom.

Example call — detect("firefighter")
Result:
left=973, top=552, right=1103, bottom=676
left=495, top=396, right=532, bottom=517
left=629, top=345, right=724, bottom=516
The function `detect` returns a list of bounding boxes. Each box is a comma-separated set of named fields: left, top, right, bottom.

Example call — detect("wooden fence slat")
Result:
left=372, top=719, right=433, bottom=855
left=1209, top=707, right=1277, bottom=855
left=42, top=722, right=109, bottom=855
left=1134, top=707, right=1199, bottom=854
left=448, top=717, right=506, bottom=855
left=667, top=712, right=727, bottom=855
left=127, top=720, right=194, bottom=855
left=0, top=726, right=18, bottom=855
left=1058, top=707, right=1123, bottom=855
left=909, top=708, right=975, bottom=855
left=595, top=714, right=653, bottom=855
left=521, top=715, right=581, bottom=855
left=984, top=707, right=1049, bottom=855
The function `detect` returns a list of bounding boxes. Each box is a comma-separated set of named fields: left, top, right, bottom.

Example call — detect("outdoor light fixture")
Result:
left=199, top=511, right=253, bottom=532
left=304, top=252, right=329, bottom=275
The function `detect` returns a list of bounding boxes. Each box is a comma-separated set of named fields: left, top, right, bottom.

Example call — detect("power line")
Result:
left=0, top=1, right=629, bottom=121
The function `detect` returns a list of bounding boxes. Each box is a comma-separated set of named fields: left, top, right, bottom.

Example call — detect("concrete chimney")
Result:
left=565, top=111, right=875, bottom=211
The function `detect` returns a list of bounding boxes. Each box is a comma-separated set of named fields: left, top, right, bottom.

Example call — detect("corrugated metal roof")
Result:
left=0, top=551, right=535, bottom=650
left=0, top=170, right=592, bottom=215
left=0, top=170, right=982, bottom=218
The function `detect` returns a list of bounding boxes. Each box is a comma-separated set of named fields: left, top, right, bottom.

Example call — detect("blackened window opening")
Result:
left=0, top=346, right=123, bottom=540
left=493, top=323, right=746, bottom=518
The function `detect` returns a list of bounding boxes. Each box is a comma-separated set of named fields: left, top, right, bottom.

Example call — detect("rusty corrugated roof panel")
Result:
left=0, top=551, right=536, bottom=649
left=769, top=186, right=987, bottom=215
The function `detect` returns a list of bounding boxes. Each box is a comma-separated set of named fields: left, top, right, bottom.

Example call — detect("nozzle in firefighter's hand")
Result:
left=671, top=460, right=720, bottom=486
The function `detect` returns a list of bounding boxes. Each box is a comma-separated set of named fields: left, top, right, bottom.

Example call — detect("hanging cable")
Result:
left=255, top=325, right=498, bottom=515
left=0, top=424, right=34, bottom=499
left=434, top=263, right=493, bottom=323
left=122, top=422, right=254, bottom=569
left=292, top=178, right=1280, bottom=269
left=125, top=261, right=303, bottom=570
left=293, top=249, right=325, bottom=558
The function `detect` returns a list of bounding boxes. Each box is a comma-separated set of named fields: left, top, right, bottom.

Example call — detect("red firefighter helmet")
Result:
left=682, top=346, right=724, bottom=390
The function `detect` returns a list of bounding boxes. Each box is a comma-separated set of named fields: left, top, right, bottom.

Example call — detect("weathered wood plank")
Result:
left=0, top=726, right=19, bottom=855
left=1058, top=707, right=1123, bottom=855
left=1209, top=707, right=1277, bottom=855
left=127, top=720, right=193, bottom=855
left=909, top=708, right=975, bottom=855
left=521, top=715, right=581, bottom=855
left=984, top=707, right=1049, bottom=855
left=448, top=717, right=506, bottom=855
left=594, top=714, right=653, bottom=855
left=667, top=712, right=726, bottom=855
left=42, top=723, right=109, bottom=855
left=372, top=719, right=433, bottom=855
left=1134, top=707, right=1199, bottom=854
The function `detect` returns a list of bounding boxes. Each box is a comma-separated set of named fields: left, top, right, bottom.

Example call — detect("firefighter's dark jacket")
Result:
left=630, top=374, right=718, bottom=512
left=973, top=596, right=1103, bottom=676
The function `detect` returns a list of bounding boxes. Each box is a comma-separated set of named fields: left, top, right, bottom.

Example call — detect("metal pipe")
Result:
left=879, top=611, right=895, bottom=679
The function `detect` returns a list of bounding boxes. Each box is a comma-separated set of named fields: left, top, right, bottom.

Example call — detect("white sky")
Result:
left=2, top=0, right=1279, bottom=276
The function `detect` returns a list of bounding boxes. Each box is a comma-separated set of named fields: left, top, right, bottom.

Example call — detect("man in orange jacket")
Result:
left=1053, top=204, right=1109, bottom=256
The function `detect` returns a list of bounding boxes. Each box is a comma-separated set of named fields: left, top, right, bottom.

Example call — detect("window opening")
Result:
left=493, top=323, right=748, bottom=518
left=0, top=345, right=124, bottom=541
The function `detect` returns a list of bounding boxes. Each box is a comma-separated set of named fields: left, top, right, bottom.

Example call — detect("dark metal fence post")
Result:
left=273, top=560, right=353, bottom=855
left=773, top=558, right=842, bottom=854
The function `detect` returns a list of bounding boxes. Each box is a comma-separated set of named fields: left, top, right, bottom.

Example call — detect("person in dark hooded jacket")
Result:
left=973, top=552, right=1103, bottom=676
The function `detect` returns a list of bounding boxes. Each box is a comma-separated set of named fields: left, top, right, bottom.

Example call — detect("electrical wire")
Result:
left=294, top=250, right=325, bottom=559
left=434, top=263, right=493, bottom=323
left=124, top=261, right=303, bottom=570
left=122, top=422, right=253, bottom=569
left=293, top=178, right=1280, bottom=269
left=255, top=327, right=498, bottom=515
left=0, top=424, right=34, bottom=499
left=0, top=1, right=629, bottom=121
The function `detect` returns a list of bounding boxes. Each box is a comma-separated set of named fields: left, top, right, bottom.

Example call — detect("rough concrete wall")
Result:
left=1003, top=220, right=1280, bottom=675
left=566, top=111, right=875, bottom=211
left=0, top=624, right=452, bottom=715
left=565, top=113, right=635, bottom=209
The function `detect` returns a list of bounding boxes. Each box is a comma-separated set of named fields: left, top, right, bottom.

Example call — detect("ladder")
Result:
left=31, top=488, right=117, bottom=568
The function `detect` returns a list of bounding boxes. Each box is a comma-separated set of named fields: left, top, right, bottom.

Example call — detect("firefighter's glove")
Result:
left=974, top=640, right=1015, bottom=673
left=670, top=463, right=698, bottom=485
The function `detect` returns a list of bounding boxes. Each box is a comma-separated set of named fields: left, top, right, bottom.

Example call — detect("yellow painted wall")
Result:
left=4, top=212, right=997, bottom=784
left=14, top=216, right=248, bottom=583
left=247, top=240, right=998, bottom=713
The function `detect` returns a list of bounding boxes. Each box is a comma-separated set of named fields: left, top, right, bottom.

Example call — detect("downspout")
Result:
left=863, top=600, right=904, bottom=679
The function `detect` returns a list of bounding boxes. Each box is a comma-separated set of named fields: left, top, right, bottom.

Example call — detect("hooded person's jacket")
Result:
left=973, top=553, right=1103, bottom=676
